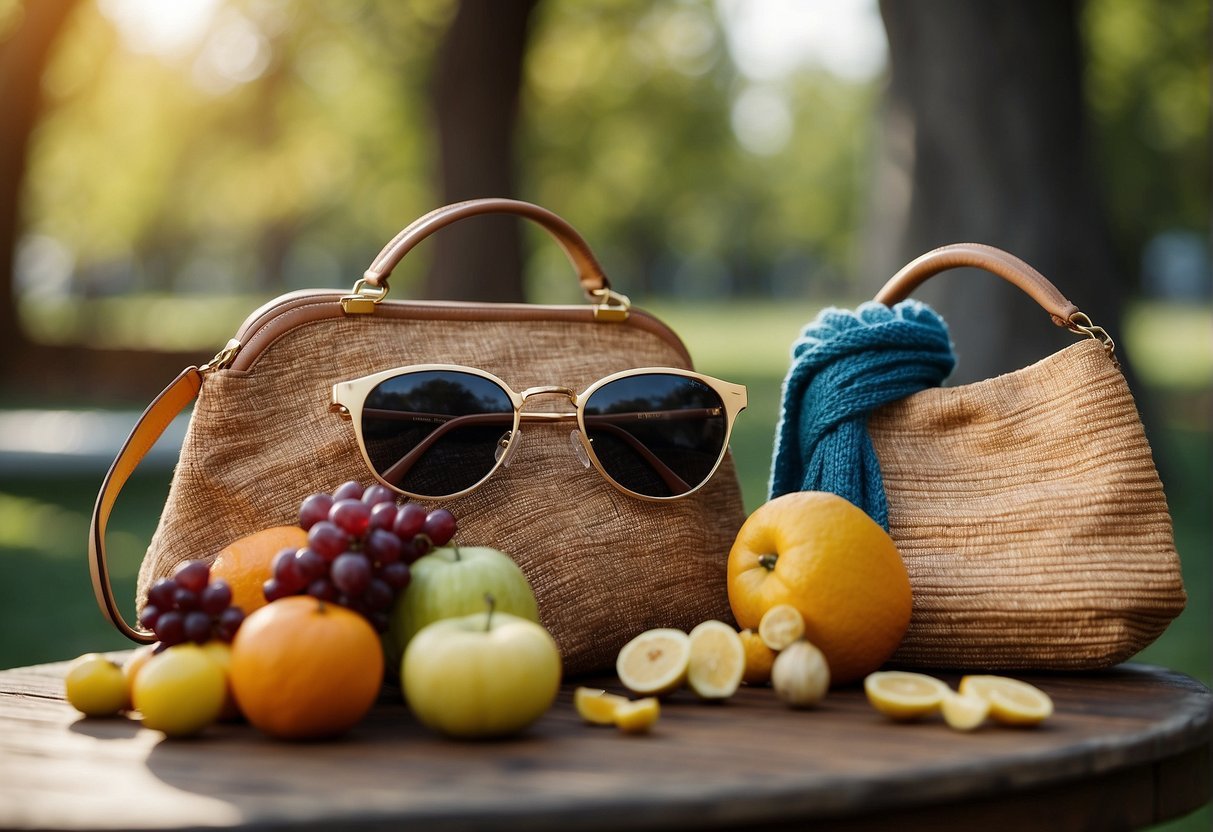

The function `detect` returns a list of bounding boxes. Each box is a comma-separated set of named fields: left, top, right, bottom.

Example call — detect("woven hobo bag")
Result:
left=90, top=200, right=746, bottom=674
left=868, top=245, right=1186, bottom=670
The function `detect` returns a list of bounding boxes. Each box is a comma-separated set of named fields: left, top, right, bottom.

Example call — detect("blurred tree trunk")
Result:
left=424, top=0, right=537, bottom=302
left=0, top=0, right=79, bottom=380
left=870, top=0, right=1124, bottom=385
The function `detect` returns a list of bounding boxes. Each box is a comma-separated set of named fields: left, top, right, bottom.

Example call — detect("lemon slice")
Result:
left=941, top=691, right=989, bottom=731
left=616, top=628, right=691, bottom=696
left=613, top=697, right=660, bottom=734
left=864, top=671, right=949, bottom=720
left=738, top=629, right=776, bottom=685
left=959, top=675, right=1054, bottom=726
left=574, top=687, right=629, bottom=725
left=687, top=620, right=745, bottom=699
left=758, top=604, right=805, bottom=651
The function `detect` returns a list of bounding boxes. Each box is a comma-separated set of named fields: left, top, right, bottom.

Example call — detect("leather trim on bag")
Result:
left=228, top=291, right=694, bottom=372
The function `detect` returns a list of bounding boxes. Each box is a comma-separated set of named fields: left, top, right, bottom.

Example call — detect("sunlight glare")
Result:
left=97, top=0, right=222, bottom=58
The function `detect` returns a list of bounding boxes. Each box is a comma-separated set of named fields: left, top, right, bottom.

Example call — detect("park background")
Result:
left=0, top=2, right=1208, bottom=824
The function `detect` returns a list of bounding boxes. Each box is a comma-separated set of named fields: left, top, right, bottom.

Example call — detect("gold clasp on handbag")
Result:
left=589, top=287, right=631, bottom=322
left=1066, top=311, right=1118, bottom=366
left=199, top=339, right=241, bottom=374
left=342, top=278, right=391, bottom=314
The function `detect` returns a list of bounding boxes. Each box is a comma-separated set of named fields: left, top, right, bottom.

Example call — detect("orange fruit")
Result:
left=229, top=596, right=383, bottom=740
left=738, top=629, right=776, bottom=685
left=727, top=492, right=912, bottom=685
left=210, top=525, right=308, bottom=615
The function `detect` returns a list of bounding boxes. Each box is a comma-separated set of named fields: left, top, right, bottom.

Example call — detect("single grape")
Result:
left=183, top=610, right=212, bottom=644
left=367, top=501, right=398, bottom=532
left=173, top=587, right=200, bottom=612
left=174, top=560, right=211, bottom=593
left=402, top=535, right=432, bottom=564
left=364, top=528, right=402, bottom=565
left=330, top=498, right=372, bottom=538
left=140, top=604, right=163, bottom=631
left=306, top=578, right=337, bottom=601
left=298, top=492, right=335, bottom=531
left=262, top=577, right=292, bottom=603
left=199, top=580, right=232, bottom=616
left=392, top=502, right=427, bottom=540
left=364, top=578, right=394, bottom=612
left=147, top=578, right=178, bottom=611
left=362, top=484, right=396, bottom=506
left=332, top=480, right=364, bottom=501
left=272, top=546, right=306, bottom=592
left=331, top=552, right=372, bottom=596
left=293, top=548, right=328, bottom=584
left=379, top=561, right=411, bottom=591
left=215, top=606, right=245, bottom=642
left=153, top=610, right=185, bottom=646
left=422, top=509, right=457, bottom=547
left=307, top=521, right=350, bottom=561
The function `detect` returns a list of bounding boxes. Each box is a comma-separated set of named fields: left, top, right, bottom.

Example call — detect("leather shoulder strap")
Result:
left=89, top=367, right=203, bottom=643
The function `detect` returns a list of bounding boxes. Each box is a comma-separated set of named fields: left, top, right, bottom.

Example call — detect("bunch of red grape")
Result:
left=263, top=481, right=457, bottom=632
left=142, top=561, right=245, bottom=647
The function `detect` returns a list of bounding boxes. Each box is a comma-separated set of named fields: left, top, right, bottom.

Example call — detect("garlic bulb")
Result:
left=771, top=640, right=830, bottom=708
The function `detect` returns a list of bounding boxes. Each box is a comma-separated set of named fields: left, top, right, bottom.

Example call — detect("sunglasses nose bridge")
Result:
left=518, top=385, right=577, bottom=404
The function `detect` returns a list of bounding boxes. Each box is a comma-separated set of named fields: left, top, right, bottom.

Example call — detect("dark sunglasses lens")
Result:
left=582, top=374, right=728, bottom=498
left=361, top=370, right=514, bottom=497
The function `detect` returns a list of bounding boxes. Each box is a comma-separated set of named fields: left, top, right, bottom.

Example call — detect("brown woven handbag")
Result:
left=867, top=244, right=1186, bottom=670
left=89, top=199, right=747, bottom=674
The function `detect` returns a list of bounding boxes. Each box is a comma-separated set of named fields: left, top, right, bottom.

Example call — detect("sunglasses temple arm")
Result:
left=581, top=417, right=692, bottom=494
left=375, top=411, right=515, bottom=486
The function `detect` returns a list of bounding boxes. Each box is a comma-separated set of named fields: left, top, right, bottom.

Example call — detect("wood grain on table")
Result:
left=0, top=658, right=1209, bottom=831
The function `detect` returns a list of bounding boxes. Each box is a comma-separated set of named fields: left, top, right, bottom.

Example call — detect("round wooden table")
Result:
left=0, top=658, right=1208, bottom=831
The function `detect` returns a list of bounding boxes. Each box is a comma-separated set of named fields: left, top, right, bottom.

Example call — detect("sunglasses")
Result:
left=330, top=365, right=747, bottom=502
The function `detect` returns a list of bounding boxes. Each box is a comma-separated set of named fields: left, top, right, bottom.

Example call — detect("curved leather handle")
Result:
left=89, top=367, right=202, bottom=644
left=363, top=198, right=610, bottom=298
left=874, top=243, right=1080, bottom=327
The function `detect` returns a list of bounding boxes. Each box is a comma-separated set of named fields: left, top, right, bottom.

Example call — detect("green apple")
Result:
left=386, top=546, right=540, bottom=665
left=402, top=605, right=561, bottom=738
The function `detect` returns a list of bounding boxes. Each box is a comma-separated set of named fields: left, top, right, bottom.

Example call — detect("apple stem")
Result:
left=484, top=592, right=496, bottom=631
left=452, top=544, right=461, bottom=561
left=759, top=553, right=778, bottom=571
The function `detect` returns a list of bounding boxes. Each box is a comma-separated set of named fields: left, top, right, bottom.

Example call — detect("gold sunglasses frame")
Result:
left=331, top=364, right=747, bottom=503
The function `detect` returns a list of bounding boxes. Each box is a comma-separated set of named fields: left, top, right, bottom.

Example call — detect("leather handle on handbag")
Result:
left=89, top=367, right=203, bottom=643
left=874, top=243, right=1080, bottom=327
left=363, top=198, right=611, bottom=298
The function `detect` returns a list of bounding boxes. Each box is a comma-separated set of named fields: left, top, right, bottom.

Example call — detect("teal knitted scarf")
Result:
left=768, top=300, right=956, bottom=530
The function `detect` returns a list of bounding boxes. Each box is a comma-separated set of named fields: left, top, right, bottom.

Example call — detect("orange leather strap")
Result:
left=874, top=243, right=1080, bottom=327
left=363, top=198, right=611, bottom=298
left=89, top=366, right=203, bottom=643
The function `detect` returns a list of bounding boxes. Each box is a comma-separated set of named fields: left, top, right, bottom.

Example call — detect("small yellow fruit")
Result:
left=864, top=671, right=949, bottom=721
left=738, top=629, right=776, bottom=685
left=771, top=640, right=830, bottom=708
left=687, top=620, right=745, bottom=700
left=758, top=604, right=805, bottom=651
left=613, top=697, right=660, bottom=734
left=941, top=691, right=990, bottom=732
left=574, top=687, right=629, bottom=725
left=616, top=628, right=691, bottom=696
left=64, top=654, right=129, bottom=717
left=199, top=641, right=241, bottom=721
left=133, top=644, right=226, bottom=737
left=959, top=675, right=1053, bottom=726
left=122, top=644, right=158, bottom=700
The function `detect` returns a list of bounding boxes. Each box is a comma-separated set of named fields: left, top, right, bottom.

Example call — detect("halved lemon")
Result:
left=739, top=629, right=777, bottom=685
left=864, top=671, right=950, bottom=720
left=574, top=687, right=629, bottom=726
left=959, top=675, right=1053, bottom=726
left=613, top=697, right=660, bottom=734
left=687, top=620, right=745, bottom=699
left=616, top=628, right=691, bottom=696
left=758, top=604, right=805, bottom=651
left=941, top=691, right=989, bottom=731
